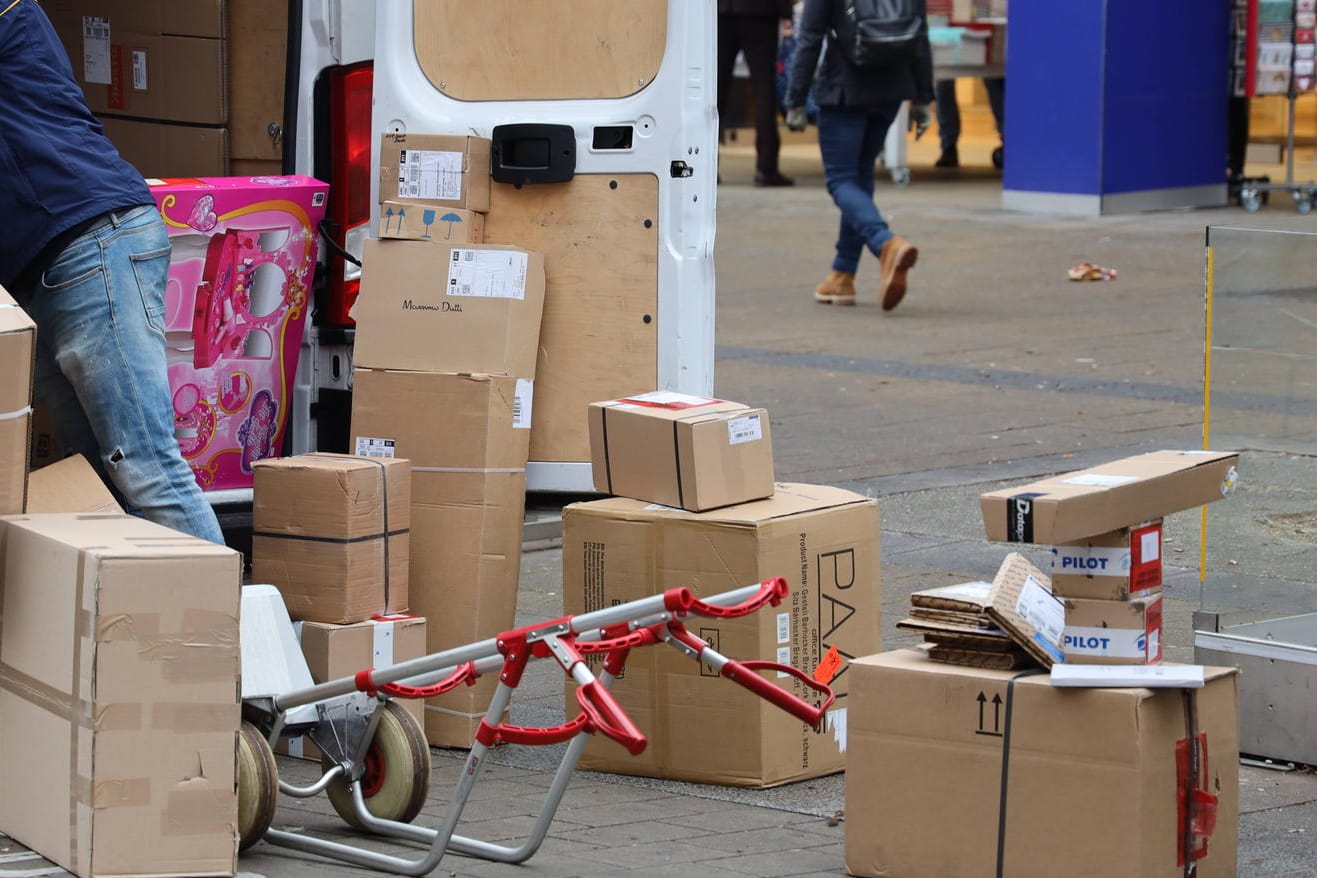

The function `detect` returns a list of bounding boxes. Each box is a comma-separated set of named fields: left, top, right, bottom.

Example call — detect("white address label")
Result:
left=82, top=16, right=112, bottom=84
left=355, top=437, right=396, bottom=459
left=513, top=379, right=533, bottom=429
left=727, top=413, right=763, bottom=445
left=1015, top=575, right=1065, bottom=645
left=398, top=148, right=463, bottom=200
left=447, top=249, right=528, bottom=300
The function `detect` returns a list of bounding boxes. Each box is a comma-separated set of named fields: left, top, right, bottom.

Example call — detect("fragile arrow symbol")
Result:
left=992, top=693, right=1003, bottom=733
left=384, top=206, right=395, bottom=233
left=976, top=691, right=987, bottom=731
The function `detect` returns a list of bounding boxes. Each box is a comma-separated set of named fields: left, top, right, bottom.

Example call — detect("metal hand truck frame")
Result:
left=237, top=577, right=835, bottom=875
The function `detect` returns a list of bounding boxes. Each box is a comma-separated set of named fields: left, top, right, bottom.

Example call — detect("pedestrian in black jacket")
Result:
left=718, top=0, right=796, bottom=186
left=785, top=0, right=934, bottom=310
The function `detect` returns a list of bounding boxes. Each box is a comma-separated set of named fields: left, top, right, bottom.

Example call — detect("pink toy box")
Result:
left=150, top=176, right=329, bottom=492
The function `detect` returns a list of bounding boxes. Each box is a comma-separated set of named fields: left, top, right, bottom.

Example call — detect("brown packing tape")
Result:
left=137, top=631, right=240, bottom=660
left=152, top=702, right=239, bottom=733
left=97, top=611, right=162, bottom=641
left=95, top=702, right=145, bottom=732
left=69, top=552, right=91, bottom=875
left=1, top=661, right=76, bottom=723
left=159, top=652, right=241, bottom=684
left=162, top=788, right=236, bottom=837
left=79, top=776, right=153, bottom=808
left=181, top=608, right=240, bottom=634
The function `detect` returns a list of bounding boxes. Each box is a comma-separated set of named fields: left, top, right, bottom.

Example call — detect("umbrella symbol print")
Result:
left=439, top=212, right=463, bottom=240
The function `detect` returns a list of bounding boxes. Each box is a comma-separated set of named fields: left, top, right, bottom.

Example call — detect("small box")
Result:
left=378, top=134, right=492, bottom=212
left=0, top=513, right=241, bottom=878
left=252, top=453, right=411, bottom=623
left=844, top=649, right=1239, bottom=878
left=280, top=615, right=427, bottom=761
left=1049, top=519, right=1163, bottom=600
left=1063, top=594, right=1164, bottom=665
left=980, top=450, right=1239, bottom=545
left=588, top=391, right=775, bottom=512
left=378, top=201, right=484, bottom=243
left=563, top=483, right=880, bottom=787
left=25, top=454, right=122, bottom=514
left=352, top=239, right=546, bottom=378
left=0, top=285, right=36, bottom=515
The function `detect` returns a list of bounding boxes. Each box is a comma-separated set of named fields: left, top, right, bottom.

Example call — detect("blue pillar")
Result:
left=1002, top=0, right=1233, bottom=215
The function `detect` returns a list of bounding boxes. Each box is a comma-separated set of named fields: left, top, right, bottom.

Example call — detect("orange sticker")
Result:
left=813, top=645, right=844, bottom=684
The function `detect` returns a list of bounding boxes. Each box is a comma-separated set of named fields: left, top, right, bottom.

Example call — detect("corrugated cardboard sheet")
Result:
left=986, top=552, right=1066, bottom=667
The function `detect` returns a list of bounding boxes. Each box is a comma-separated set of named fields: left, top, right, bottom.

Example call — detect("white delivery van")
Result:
left=287, top=0, right=718, bottom=493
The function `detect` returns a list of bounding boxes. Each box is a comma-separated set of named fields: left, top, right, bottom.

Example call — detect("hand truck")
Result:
left=237, top=577, right=835, bottom=875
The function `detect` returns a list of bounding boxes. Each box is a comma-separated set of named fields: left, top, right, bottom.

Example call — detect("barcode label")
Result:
left=727, top=413, right=763, bottom=445
left=82, top=16, right=112, bottom=84
left=354, top=437, right=396, bottom=458
left=447, top=249, right=528, bottom=300
left=776, top=646, right=791, bottom=677
left=131, top=49, right=148, bottom=91
left=398, top=148, right=464, bottom=201
left=776, top=612, right=790, bottom=645
left=513, top=379, right=533, bottom=429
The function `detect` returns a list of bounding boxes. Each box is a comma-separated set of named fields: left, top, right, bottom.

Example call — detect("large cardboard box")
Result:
left=51, top=0, right=226, bottom=125
left=101, top=117, right=228, bottom=177
left=378, top=134, right=493, bottom=212
left=378, top=201, right=485, bottom=243
left=0, top=513, right=241, bottom=877
left=845, top=649, right=1238, bottom=878
left=352, top=239, right=546, bottom=378
left=25, top=455, right=122, bottom=514
left=1063, top=594, right=1164, bottom=665
left=351, top=369, right=529, bottom=747
left=252, top=453, right=411, bottom=623
left=0, top=286, right=36, bottom=515
left=562, top=483, right=880, bottom=787
left=587, top=392, right=775, bottom=511
left=281, top=614, right=427, bottom=761
left=980, top=450, right=1239, bottom=544
left=1050, top=519, right=1163, bottom=601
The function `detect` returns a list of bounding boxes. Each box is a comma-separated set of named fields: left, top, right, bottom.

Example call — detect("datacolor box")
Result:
left=587, top=392, right=775, bottom=512
left=562, top=483, right=880, bottom=787
left=378, top=134, right=492, bottom=212
left=1063, top=594, right=1164, bottom=665
left=0, top=285, right=36, bottom=515
left=1050, top=519, right=1163, bottom=600
left=844, top=649, right=1239, bottom=878
left=980, top=450, right=1239, bottom=545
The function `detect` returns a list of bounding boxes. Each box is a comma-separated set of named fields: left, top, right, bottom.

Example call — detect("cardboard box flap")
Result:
left=986, top=553, right=1063, bottom=667
left=0, top=287, right=36, bottom=335
left=24, top=455, right=123, bottom=514
left=2, top=513, right=235, bottom=559
left=568, top=483, right=870, bottom=526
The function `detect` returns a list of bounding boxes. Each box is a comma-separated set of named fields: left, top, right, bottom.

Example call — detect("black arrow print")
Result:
left=991, top=693, right=1003, bottom=733
left=975, top=690, right=1003, bottom=738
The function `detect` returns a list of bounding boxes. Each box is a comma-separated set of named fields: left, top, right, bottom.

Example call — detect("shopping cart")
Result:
left=237, top=578, right=835, bottom=875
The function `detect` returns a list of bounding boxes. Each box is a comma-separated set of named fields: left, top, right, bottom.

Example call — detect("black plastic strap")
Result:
left=1182, top=688, right=1199, bottom=878
left=601, top=407, right=614, bottom=494
left=252, top=528, right=410, bottom=545
left=672, top=421, right=684, bottom=509
left=995, top=669, right=1045, bottom=878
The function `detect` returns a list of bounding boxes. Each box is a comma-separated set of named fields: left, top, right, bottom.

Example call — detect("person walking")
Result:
left=934, top=76, right=1005, bottom=169
left=785, top=0, right=934, bottom=310
left=718, top=0, right=797, bottom=187
left=0, top=0, right=225, bottom=543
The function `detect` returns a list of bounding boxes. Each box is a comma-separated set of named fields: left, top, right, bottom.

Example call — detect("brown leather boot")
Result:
left=878, top=236, right=918, bottom=311
left=814, top=270, right=856, bottom=305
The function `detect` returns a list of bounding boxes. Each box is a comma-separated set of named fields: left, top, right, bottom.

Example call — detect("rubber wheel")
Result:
left=1241, top=190, right=1262, bottom=213
left=237, top=721, right=278, bottom=851
left=324, top=701, right=431, bottom=829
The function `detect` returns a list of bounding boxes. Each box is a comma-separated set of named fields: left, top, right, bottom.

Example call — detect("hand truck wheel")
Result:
left=1240, top=188, right=1263, bottom=213
left=237, top=721, right=279, bottom=851
left=324, top=701, right=431, bottom=829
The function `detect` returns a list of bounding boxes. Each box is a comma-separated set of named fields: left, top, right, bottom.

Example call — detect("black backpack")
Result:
left=833, top=0, right=923, bottom=68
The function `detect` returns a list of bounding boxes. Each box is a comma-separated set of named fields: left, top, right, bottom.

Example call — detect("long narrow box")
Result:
left=0, top=286, right=36, bottom=515
left=563, top=484, right=879, bottom=787
left=252, top=453, right=411, bottom=623
left=0, top=513, right=241, bottom=877
left=845, top=649, right=1239, bottom=878
left=588, top=391, right=775, bottom=511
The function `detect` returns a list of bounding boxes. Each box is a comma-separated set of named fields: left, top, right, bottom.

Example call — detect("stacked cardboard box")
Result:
left=980, top=450, right=1239, bottom=665
left=376, top=134, right=490, bottom=245
left=896, top=580, right=1033, bottom=670
left=0, top=286, right=36, bottom=515
left=350, top=194, right=545, bottom=746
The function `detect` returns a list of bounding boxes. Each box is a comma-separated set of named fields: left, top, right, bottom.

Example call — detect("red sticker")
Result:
left=1129, top=522, right=1163, bottom=592
left=813, top=645, right=844, bottom=685
left=1143, top=597, right=1164, bottom=664
left=1176, top=732, right=1218, bottom=867
left=107, top=44, right=125, bottom=110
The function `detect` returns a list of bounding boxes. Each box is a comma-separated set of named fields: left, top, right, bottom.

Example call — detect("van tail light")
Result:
left=323, top=61, right=373, bottom=327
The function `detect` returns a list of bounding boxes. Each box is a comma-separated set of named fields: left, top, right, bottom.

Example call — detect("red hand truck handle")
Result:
left=575, top=680, right=648, bottom=755
left=481, top=713, right=589, bottom=748
left=377, top=662, right=478, bottom=700
left=676, top=577, right=789, bottom=619
left=576, top=626, right=662, bottom=655
left=721, top=659, right=836, bottom=731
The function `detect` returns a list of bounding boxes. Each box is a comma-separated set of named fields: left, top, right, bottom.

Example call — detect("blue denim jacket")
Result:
left=0, top=0, right=152, bottom=287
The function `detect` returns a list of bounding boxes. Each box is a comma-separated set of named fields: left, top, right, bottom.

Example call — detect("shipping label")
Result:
left=131, top=48, right=148, bottom=91
left=398, top=148, right=464, bottom=201
left=1015, top=574, right=1065, bottom=646
left=513, top=379, right=533, bottom=429
left=447, top=249, right=528, bottom=300
left=354, top=437, right=396, bottom=459
left=776, top=612, right=790, bottom=645
left=82, top=17, right=112, bottom=84
left=726, top=413, right=763, bottom=445
left=1061, top=473, right=1139, bottom=488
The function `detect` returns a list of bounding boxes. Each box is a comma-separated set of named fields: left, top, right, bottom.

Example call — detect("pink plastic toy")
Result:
left=151, top=176, right=328, bottom=491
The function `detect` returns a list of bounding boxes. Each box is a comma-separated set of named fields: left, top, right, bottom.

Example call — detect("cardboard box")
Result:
left=48, top=0, right=225, bottom=39
left=28, top=402, right=67, bottom=470
left=844, top=649, right=1238, bottom=878
left=227, top=0, right=287, bottom=162
left=587, top=392, right=775, bottom=511
left=100, top=117, right=228, bottom=177
left=1063, top=594, right=1164, bottom=665
left=148, top=176, right=328, bottom=492
left=985, top=552, right=1064, bottom=667
left=980, top=450, right=1240, bottom=545
left=1050, top=519, right=1163, bottom=600
left=378, top=134, right=492, bottom=212
left=562, top=483, right=880, bottom=787
left=378, top=201, right=485, bottom=243
left=0, top=513, right=241, bottom=878
left=252, top=453, right=410, bottom=623
left=351, top=369, right=529, bottom=747
left=25, top=454, right=122, bottom=514
left=0, top=286, right=36, bottom=515
left=280, top=614, right=427, bottom=761
left=352, top=239, right=546, bottom=378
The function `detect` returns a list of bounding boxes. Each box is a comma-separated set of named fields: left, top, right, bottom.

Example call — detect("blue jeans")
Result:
left=817, top=104, right=901, bottom=274
left=11, top=206, right=225, bottom=544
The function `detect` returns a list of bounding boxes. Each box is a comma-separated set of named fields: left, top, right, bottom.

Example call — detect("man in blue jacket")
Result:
left=0, top=0, right=223, bottom=543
